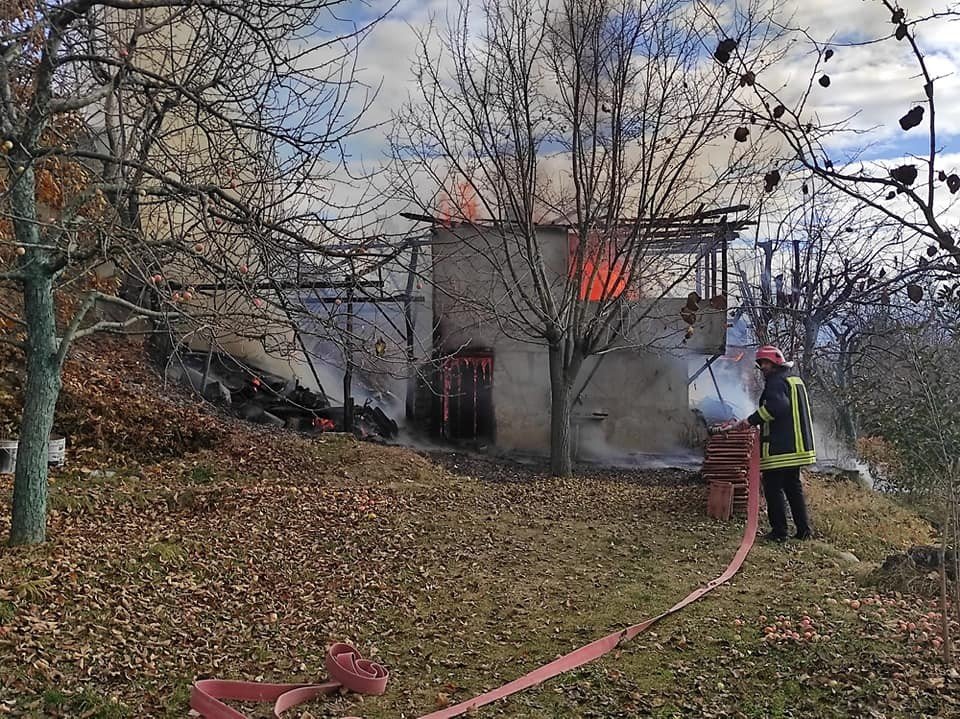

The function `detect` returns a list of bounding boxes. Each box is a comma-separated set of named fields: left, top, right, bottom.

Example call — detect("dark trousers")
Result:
left=762, top=466, right=812, bottom=538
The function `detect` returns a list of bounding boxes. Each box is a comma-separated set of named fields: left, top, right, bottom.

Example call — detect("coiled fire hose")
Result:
left=190, top=430, right=760, bottom=719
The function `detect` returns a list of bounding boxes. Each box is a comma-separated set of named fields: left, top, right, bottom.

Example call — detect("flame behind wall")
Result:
left=568, top=232, right=639, bottom=302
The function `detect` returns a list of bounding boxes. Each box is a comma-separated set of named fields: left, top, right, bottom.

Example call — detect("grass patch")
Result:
left=159, top=681, right=192, bottom=718
left=146, top=540, right=187, bottom=565
left=1, top=443, right=953, bottom=719
left=806, top=474, right=934, bottom=561
left=188, top=464, right=216, bottom=484
left=12, top=574, right=56, bottom=603
left=42, top=686, right=132, bottom=719
left=48, top=468, right=148, bottom=513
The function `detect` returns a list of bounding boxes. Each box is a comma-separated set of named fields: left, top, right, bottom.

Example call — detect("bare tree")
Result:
left=708, top=1, right=960, bottom=659
left=392, top=0, right=785, bottom=475
left=736, top=180, right=924, bottom=443
left=0, top=0, right=391, bottom=545
left=720, top=0, right=960, bottom=283
left=851, top=307, right=960, bottom=664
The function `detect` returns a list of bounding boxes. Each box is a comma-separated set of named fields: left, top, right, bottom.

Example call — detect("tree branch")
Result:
left=56, top=291, right=174, bottom=367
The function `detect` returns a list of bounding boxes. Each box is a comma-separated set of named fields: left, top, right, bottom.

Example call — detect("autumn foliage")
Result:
left=0, top=336, right=219, bottom=460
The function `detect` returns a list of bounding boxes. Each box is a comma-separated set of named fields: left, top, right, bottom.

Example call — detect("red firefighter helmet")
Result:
left=755, top=345, right=791, bottom=367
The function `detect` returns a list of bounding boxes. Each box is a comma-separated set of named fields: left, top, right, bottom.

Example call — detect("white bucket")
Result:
left=0, top=439, right=17, bottom=474
left=48, top=437, right=66, bottom=467
left=0, top=437, right=67, bottom=472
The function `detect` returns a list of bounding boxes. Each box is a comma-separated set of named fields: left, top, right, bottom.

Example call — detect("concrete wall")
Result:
left=431, top=224, right=723, bottom=455
left=431, top=224, right=568, bottom=353
left=489, top=346, right=553, bottom=452
left=573, top=349, right=694, bottom=456
left=485, top=344, right=698, bottom=457
left=614, top=298, right=726, bottom=355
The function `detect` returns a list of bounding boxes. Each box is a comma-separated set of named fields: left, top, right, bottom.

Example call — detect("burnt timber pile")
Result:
left=165, top=351, right=398, bottom=440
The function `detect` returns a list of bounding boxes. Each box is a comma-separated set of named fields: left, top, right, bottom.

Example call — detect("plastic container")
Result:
left=0, top=439, right=17, bottom=473
left=0, top=436, right=67, bottom=472
left=48, top=436, right=66, bottom=467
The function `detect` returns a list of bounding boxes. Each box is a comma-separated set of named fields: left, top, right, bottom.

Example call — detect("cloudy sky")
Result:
left=316, top=0, right=960, bottom=236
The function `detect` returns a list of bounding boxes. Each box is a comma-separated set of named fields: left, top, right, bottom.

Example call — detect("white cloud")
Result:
left=301, top=0, right=960, bottom=241
left=761, top=0, right=960, bottom=150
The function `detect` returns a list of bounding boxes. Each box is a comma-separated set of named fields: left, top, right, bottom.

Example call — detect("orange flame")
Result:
left=569, top=232, right=637, bottom=301
left=439, top=182, right=478, bottom=227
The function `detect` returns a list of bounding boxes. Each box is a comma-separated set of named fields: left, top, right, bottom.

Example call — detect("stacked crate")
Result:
left=704, top=429, right=755, bottom=520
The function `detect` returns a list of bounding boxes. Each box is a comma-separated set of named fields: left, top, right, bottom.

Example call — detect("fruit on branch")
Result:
left=899, top=106, right=924, bottom=131
left=889, top=164, right=918, bottom=186
left=714, top=38, right=737, bottom=64
left=763, top=169, right=781, bottom=193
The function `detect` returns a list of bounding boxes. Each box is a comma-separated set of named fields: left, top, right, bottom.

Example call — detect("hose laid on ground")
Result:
left=190, top=642, right=388, bottom=719
left=190, top=431, right=760, bottom=719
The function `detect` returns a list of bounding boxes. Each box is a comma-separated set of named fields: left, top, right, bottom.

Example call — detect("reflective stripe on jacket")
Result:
left=747, top=370, right=817, bottom=471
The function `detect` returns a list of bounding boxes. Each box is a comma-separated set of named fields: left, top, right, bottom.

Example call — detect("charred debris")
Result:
left=165, top=350, right=399, bottom=441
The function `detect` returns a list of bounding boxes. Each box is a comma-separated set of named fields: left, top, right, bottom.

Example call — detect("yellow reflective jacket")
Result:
left=747, top=370, right=817, bottom=471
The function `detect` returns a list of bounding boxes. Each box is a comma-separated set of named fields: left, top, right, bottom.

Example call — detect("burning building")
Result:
left=407, top=207, right=753, bottom=459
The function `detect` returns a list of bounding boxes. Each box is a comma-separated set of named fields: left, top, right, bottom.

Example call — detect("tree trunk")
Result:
left=9, top=163, right=62, bottom=546
left=548, top=342, right=575, bottom=477
left=9, top=274, right=61, bottom=545
left=835, top=334, right=858, bottom=447
left=939, top=497, right=953, bottom=664
left=800, top=318, right=819, bottom=383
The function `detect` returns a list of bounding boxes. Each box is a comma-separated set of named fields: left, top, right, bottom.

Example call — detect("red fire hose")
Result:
left=190, top=431, right=761, bottom=719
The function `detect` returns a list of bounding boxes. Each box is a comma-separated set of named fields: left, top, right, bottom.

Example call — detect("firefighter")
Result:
left=731, top=345, right=815, bottom=542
